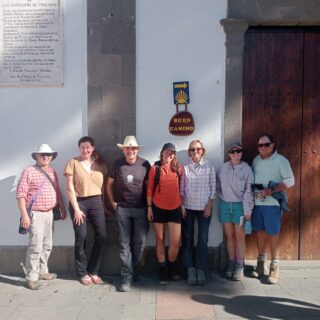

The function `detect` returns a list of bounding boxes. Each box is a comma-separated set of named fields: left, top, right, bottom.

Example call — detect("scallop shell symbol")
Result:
left=175, top=90, right=188, bottom=104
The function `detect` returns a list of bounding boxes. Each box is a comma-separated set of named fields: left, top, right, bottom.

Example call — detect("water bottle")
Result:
left=244, top=220, right=252, bottom=235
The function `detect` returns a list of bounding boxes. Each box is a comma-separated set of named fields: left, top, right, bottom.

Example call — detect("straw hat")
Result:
left=117, top=136, right=143, bottom=149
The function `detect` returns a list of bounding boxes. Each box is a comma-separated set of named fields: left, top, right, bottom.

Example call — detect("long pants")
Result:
left=181, top=209, right=212, bottom=272
left=116, top=206, right=148, bottom=280
left=26, top=210, right=53, bottom=281
left=69, top=195, right=107, bottom=278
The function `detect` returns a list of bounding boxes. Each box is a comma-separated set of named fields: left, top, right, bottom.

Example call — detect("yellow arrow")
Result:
left=174, top=83, right=188, bottom=89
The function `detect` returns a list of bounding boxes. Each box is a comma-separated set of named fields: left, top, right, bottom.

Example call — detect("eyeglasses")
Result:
left=229, top=149, right=242, bottom=154
left=189, top=148, right=202, bottom=152
left=124, top=147, right=138, bottom=151
left=39, top=153, right=53, bottom=157
left=258, top=143, right=272, bottom=148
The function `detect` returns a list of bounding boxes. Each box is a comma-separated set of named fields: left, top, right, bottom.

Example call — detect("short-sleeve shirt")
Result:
left=252, top=151, right=294, bottom=206
left=16, top=165, right=59, bottom=211
left=109, top=157, right=151, bottom=208
left=64, top=157, right=107, bottom=197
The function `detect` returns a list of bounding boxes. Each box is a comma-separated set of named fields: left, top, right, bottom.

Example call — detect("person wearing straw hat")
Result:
left=16, top=144, right=67, bottom=290
left=107, top=136, right=151, bottom=292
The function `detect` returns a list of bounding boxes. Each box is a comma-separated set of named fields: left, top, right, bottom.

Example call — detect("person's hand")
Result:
left=61, top=207, right=68, bottom=220
left=111, top=202, right=117, bottom=211
left=244, top=213, right=251, bottom=221
left=21, top=214, right=31, bottom=229
left=203, top=203, right=212, bottom=218
left=257, top=188, right=272, bottom=198
left=73, top=209, right=85, bottom=225
left=181, top=205, right=186, bottom=219
left=147, top=207, right=153, bottom=222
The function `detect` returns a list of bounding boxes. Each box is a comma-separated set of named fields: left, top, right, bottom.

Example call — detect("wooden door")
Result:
left=300, top=32, right=320, bottom=259
left=242, top=28, right=314, bottom=259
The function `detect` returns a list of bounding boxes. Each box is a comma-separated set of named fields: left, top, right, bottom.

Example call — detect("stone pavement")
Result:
left=0, top=261, right=319, bottom=320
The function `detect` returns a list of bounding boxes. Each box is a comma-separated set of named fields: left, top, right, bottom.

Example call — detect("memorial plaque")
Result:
left=0, top=0, right=64, bottom=86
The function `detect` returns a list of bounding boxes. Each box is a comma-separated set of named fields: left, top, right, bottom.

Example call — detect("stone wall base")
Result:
left=0, top=244, right=226, bottom=275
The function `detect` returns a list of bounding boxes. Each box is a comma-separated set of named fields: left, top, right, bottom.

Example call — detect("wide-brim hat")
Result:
left=117, top=136, right=143, bottom=149
left=31, top=144, right=58, bottom=161
left=228, top=142, right=243, bottom=152
left=161, top=142, right=176, bottom=152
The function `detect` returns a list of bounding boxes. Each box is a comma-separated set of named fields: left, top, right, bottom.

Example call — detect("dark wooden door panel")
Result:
left=242, top=30, right=303, bottom=259
left=300, top=32, right=320, bottom=259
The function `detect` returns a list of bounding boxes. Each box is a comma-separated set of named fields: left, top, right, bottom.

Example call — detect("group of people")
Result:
left=16, top=133, right=294, bottom=291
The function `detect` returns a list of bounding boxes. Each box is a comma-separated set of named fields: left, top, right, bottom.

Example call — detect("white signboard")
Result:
left=0, top=0, right=64, bottom=86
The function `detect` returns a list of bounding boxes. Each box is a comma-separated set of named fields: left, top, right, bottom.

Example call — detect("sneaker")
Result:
left=197, top=269, right=206, bottom=285
left=267, top=263, right=280, bottom=284
left=251, top=260, right=269, bottom=278
left=225, top=262, right=234, bottom=278
left=232, top=263, right=244, bottom=281
left=39, top=273, right=57, bottom=281
left=168, top=262, right=181, bottom=281
left=119, top=278, right=131, bottom=292
left=159, top=266, right=168, bottom=285
left=187, top=267, right=197, bottom=285
left=26, top=280, right=41, bottom=290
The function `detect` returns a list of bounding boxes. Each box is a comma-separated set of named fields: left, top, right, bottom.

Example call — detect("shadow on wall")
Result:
left=192, top=294, right=320, bottom=318
left=0, top=176, right=25, bottom=245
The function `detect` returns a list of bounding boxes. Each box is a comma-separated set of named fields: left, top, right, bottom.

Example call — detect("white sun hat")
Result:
left=117, top=136, right=144, bottom=149
left=31, top=144, right=58, bottom=161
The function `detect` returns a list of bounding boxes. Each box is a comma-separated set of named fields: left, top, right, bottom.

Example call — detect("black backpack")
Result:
left=152, top=160, right=181, bottom=194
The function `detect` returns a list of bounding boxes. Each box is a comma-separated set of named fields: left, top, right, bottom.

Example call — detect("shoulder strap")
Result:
left=153, top=161, right=162, bottom=194
left=34, top=165, right=57, bottom=192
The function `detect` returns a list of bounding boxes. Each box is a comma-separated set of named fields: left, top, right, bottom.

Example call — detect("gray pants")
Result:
left=26, top=210, right=53, bottom=281
left=116, top=206, right=148, bottom=279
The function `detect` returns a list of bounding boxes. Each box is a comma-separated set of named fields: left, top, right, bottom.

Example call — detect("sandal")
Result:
left=89, top=274, right=104, bottom=284
left=79, top=275, right=93, bottom=286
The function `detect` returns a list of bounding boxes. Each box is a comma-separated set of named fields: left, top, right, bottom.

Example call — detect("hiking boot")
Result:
left=39, top=273, right=57, bottom=281
left=251, top=260, right=269, bottom=278
left=267, top=264, right=280, bottom=284
left=197, top=269, right=206, bottom=285
left=225, top=262, right=234, bottom=279
left=119, top=278, right=131, bottom=292
left=187, top=267, right=197, bottom=285
left=232, top=263, right=244, bottom=281
left=168, top=262, right=181, bottom=281
left=159, top=266, right=168, bottom=285
left=26, top=280, right=41, bottom=290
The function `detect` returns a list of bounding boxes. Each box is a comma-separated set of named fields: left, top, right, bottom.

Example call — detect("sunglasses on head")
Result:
left=189, top=147, right=202, bottom=152
left=39, top=153, right=53, bottom=157
left=258, top=143, right=272, bottom=148
left=229, top=149, right=242, bottom=154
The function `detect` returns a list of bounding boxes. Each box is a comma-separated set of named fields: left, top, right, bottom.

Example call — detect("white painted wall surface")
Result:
left=0, top=0, right=87, bottom=245
left=136, top=0, right=227, bottom=246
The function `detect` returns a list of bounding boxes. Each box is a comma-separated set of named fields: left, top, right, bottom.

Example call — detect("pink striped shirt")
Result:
left=16, top=166, right=60, bottom=211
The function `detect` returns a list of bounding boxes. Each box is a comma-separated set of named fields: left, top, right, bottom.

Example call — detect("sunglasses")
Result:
left=229, top=149, right=242, bottom=154
left=39, top=153, right=53, bottom=157
left=258, top=143, right=272, bottom=148
left=124, top=147, right=138, bottom=151
left=189, top=147, right=202, bottom=152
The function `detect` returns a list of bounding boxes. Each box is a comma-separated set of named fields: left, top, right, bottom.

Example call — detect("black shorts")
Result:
left=152, top=203, right=182, bottom=224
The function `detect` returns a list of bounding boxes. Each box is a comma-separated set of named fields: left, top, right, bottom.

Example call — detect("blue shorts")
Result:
left=219, top=200, right=244, bottom=225
left=251, top=206, right=282, bottom=235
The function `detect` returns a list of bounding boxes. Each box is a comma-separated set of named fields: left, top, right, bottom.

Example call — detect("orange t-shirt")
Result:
left=147, top=163, right=182, bottom=210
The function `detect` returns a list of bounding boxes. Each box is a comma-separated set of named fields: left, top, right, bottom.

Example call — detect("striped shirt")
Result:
left=180, top=158, right=216, bottom=210
left=16, top=166, right=60, bottom=211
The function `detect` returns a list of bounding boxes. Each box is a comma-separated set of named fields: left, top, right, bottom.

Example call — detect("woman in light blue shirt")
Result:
left=217, top=143, right=254, bottom=281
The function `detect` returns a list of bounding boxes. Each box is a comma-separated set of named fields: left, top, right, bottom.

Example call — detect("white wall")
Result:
left=136, top=0, right=227, bottom=246
left=0, top=0, right=87, bottom=245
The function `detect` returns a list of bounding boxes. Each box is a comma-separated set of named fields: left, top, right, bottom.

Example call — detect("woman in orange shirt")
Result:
left=147, top=143, right=183, bottom=285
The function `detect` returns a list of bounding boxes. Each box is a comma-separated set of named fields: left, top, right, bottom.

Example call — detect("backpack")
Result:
left=152, top=160, right=181, bottom=194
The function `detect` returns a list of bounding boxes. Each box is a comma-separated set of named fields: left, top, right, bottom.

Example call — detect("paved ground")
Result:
left=0, top=261, right=319, bottom=320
